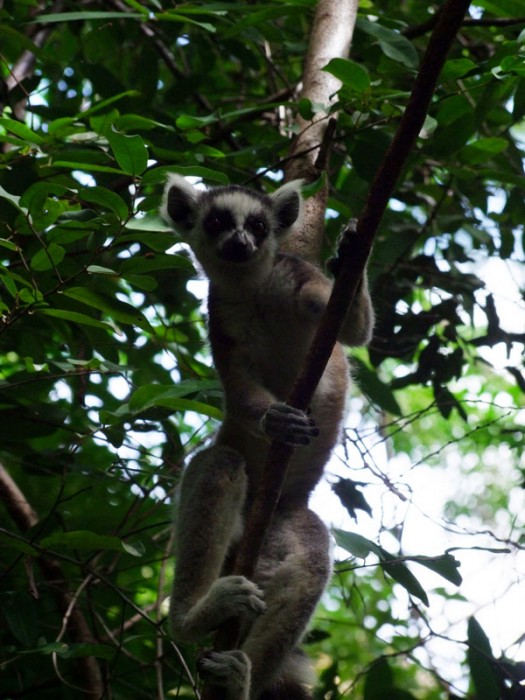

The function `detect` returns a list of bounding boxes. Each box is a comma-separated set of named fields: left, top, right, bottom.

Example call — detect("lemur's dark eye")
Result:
left=246, top=215, right=267, bottom=240
left=204, top=208, right=235, bottom=237
left=207, top=217, right=224, bottom=234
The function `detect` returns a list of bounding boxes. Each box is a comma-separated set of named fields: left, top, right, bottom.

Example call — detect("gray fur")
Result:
left=162, top=177, right=374, bottom=699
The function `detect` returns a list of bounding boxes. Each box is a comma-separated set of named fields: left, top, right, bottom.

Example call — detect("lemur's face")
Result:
left=162, top=175, right=303, bottom=274
left=199, top=188, right=272, bottom=264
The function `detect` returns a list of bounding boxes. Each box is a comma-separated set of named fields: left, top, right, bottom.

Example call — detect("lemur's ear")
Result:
left=270, top=180, right=304, bottom=236
left=161, top=174, right=200, bottom=235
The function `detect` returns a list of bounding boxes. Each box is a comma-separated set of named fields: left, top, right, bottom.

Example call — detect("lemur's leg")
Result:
left=169, top=446, right=266, bottom=643
left=241, top=507, right=331, bottom=698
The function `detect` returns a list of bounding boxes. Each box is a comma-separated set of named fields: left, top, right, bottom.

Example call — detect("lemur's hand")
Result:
left=261, top=402, right=319, bottom=446
left=327, top=218, right=358, bottom=278
left=197, top=650, right=251, bottom=696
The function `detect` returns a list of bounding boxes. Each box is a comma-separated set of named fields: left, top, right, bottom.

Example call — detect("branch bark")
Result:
left=281, top=0, right=359, bottom=264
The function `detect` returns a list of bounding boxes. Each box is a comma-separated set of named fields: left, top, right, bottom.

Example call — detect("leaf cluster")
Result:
left=0, top=1, right=524, bottom=698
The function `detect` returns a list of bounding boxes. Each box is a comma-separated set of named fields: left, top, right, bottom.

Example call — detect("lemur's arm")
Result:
left=327, top=220, right=375, bottom=348
left=216, top=346, right=319, bottom=446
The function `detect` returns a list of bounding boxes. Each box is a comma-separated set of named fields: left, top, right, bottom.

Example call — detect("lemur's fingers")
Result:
left=261, top=402, right=319, bottom=446
left=207, top=575, right=266, bottom=622
left=197, top=650, right=251, bottom=692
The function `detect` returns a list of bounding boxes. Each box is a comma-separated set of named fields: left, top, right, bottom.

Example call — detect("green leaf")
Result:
left=34, top=11, right=143, bottom=23
left=79, top=186, right=129, bottom=220
left=141, top=165, right=230, bottom=187
left=0, top=592, right=40, bottom=646
left=106, top=128, right=148, bottom=176
left=63, top=287, right=153, bottom=331
left=333, top=530, right=429, bottom=604
left=119, top=253, right=194, bottom=275
left=30, top=243, right=65, bottom=271
left=353, top=357, right=402, bottom=415
left=441, top=58, right=478, bottom=82
left=467, top=617, right=500, bottom=700
left=86, top=265, right=119, bottom=276
left=0, top=185, right=27, bottom=213
left=364, top=658, right=395, bottom=700
left=150, top=397, right=222, bottom=419
left=324, top=58, right=370, bottom=92
left=50, top=161, right=127, bottom=175
left=175, top=113, right=217, bottom=131
left=40, top=530, right=142, bottom=556
left=381, top=550, right=429, bottom=606
left=0, top=532, right=39, bottom=556
left=157, top=11, right=216, bottom=32
left=0, top=116, right=45, bottom=145
left=459, top=137, right=509, bottom=165
left=357, top=19, right=419, bottom=69
left=333, top=529, right=382, bottom=559
left=38, top=308, right=113, bottom=330
left=409, top=553, right=462, bottom=586
left=0, top=237, right=17, bottom=251
left=24, top=641, right=115, bottom=659
left=129, top=382, right=223, bottom=419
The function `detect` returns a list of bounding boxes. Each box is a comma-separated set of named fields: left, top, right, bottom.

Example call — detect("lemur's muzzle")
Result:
left=219, top=231, right=257, bottom=263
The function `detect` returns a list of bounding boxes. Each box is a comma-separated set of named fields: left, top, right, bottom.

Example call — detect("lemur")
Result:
left=161, top=175, right=374, bottom=700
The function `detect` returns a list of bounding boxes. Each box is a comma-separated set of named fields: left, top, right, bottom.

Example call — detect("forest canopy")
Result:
left=0, top=1, right=524, bottom=699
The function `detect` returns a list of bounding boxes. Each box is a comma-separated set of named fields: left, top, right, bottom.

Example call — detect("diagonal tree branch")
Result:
left=234, top=0, right=473, bottom=583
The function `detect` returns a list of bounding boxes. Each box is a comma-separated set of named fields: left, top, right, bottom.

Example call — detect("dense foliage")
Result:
left=0, top=1, right=524, bottom=698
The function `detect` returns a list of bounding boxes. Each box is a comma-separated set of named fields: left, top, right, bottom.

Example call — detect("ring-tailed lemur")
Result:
left=161, top=175, right=374, bottom=700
